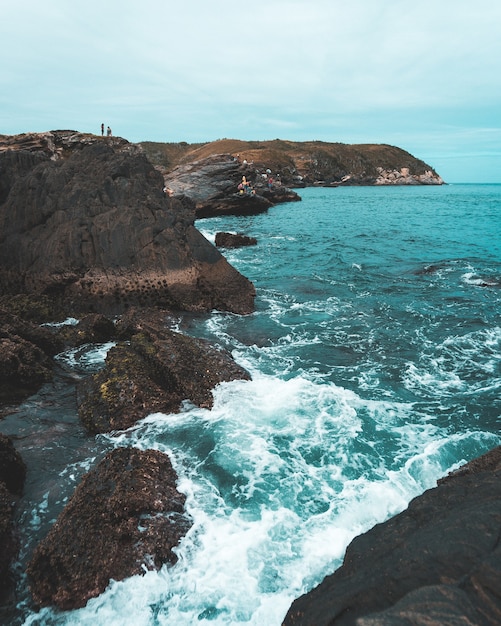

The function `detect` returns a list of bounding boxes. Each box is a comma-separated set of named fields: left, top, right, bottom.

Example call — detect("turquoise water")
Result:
left=23, top=185, right=501, bottom=625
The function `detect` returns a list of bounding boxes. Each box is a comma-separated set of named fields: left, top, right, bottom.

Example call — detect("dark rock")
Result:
left=215, top=232, right=258, bottom=248
left=283, top=445, right=501, bottom=626
left=52, top=313, right=117, bottom=348
left=0, top=131, right=255, bottom=316
left=0, top=309, right=59, bottom=405
left=0, top=433, right=27, bottom=496
left=77, top=310, right=251, bottom=433
left=27, top=447, right=192, bottom=610
left=0, top=434, right=26, bottom=603
left=0, top=483, right=15, bottom=604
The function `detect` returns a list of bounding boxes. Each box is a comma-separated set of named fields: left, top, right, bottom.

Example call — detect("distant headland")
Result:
left=140, top=137, right=445, bottom=187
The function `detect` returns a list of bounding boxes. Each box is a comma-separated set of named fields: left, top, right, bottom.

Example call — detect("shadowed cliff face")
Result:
left=0, top=131, right=255, bottom=315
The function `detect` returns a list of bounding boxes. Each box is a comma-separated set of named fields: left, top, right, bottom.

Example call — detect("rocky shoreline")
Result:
left=1, top=131, right=499, bottom=625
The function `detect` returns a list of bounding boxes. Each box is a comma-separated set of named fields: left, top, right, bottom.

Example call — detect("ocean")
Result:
left=8, top=184, right=501, bottom=625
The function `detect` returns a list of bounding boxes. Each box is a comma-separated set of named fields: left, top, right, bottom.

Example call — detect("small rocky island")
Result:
left=2, top=130, right=500, bottom=626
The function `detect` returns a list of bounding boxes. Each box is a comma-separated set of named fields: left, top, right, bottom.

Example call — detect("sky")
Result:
left=1, top=0, right=501, bottom=183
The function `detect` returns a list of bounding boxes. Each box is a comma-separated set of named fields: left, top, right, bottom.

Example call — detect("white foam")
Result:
left=55, top=341, right=116, bottom=371
left=24, top=366, right=500, bottom=626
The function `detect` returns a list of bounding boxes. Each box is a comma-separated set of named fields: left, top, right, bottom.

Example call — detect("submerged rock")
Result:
left=0, top=131, right=255, bottom=316
left=283, top=445, right=501, bottom=625
left=27, top=447, right=192, bottom=610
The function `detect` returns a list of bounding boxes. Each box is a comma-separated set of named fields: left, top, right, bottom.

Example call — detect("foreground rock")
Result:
left=0, top=131, right=255, bottom=316
left=0, top=434, right=27, bottom=602
left=283, top=445, right=501, bottom=625
left=27, top=447, right=191, bottom=610
left=78, top=309, right=251, bottom=433
left=163, top=153, right=301, bottom=218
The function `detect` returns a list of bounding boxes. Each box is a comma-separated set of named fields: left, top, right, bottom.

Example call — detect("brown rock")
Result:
left=0, top=310, right=59, bottom=405
left=0, top=131, right=255, bottom=316
left=27, top=447, right=191, bottom=610
left=0, top=434, right=26, bottom=602
left=77, top=313, right=251, bottom=433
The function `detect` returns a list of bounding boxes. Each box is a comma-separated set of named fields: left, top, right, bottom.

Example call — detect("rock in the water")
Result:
left=0, top=309, right=62, bottom=405
left=27, top=447, right=191, bottom=610
left=215, top=232, right=258, bottom=248
left=78, top=310, right=251, bottom=433
left=0, top=434, right=27, bottom=496
left=283, top=445, right=501, bottom=626
left=0, top=131, right=255, bottom=316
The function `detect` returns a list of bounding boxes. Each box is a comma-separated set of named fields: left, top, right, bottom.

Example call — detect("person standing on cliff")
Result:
left=101, top=123, right=104, bottom=136
left=107, top=126, right=112, bottom=137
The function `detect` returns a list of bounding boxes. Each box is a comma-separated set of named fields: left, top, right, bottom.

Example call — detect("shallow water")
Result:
left=7, top=184, right=501, bottom=625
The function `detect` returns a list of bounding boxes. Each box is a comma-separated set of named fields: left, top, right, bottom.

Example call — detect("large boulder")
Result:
left=27, top=447, right=191, bottom=611
left=283, top=445, right=501, bottom=625
left=0, top=131, right=255, bottom=316
left=78, top=309, right=251, bottom=433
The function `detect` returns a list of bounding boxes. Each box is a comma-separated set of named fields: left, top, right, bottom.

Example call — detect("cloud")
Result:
left=1, top=0, right=501, bottom=180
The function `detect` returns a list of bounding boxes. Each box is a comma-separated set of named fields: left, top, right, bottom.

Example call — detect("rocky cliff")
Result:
left=141, top=138, right=444, bottom=187
left=163, top=152, right=301, bottom=218
left=0, top=131, right=255, bottom=316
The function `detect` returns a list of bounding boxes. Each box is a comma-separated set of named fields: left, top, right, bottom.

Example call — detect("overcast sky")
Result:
left=2, top=0, right=500, bottom=182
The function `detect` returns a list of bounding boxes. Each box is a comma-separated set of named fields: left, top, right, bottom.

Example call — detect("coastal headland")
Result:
left=1, top=131, right=500, bottom=625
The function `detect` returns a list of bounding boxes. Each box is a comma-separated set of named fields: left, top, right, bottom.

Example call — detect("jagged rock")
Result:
left=0, top=131, right=255, bottom=316
left=77, top=310, right=251, bottom=433
left=0, top=309, right=60, bottom=405
left=27, top=447, right=192, bottom=610
left=215, top=232, right=258, bottom=248
left=163, top=153, right=300, bottom=218
left=0, top=434, right=26, bottom=602
left=283, top=445, right=501, bottom=626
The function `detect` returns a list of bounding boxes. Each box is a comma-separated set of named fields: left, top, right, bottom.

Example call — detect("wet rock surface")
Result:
left=283, top=445, right=501, bottom=626
left=27, top=447, right=191, bottom=610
